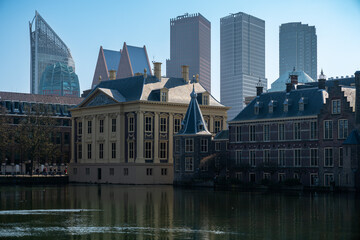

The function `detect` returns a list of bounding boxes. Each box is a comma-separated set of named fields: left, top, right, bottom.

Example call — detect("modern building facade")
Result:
left=279, top=22, right=317, bottom=80
left=70, top=65, right=228, bottom=184
left=166, top=13, right=211, bottom=93
left=29, top=11, right=79, bottom=96
left=220, top=12, right=266, bottom=120
left=91, top=43, right=152, bottom=89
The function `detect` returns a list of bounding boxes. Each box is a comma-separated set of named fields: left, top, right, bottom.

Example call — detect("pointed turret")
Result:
left=177, top=85, right=211, bottom=135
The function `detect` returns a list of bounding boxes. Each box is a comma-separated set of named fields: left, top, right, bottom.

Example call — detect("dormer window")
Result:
left=268, top=101, right=274, bottom=114
left=160, top=88, right=168, bottom=102
left=254, top=102, right=260, bottom=115
left=283, top=99, right=289, bottom=112
left=299, top=97, right=304, bottom=111
left=202, top=92, right=209, bottom=105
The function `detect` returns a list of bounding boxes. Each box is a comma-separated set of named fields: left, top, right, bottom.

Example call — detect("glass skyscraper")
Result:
left=29, top=11, right=79, bottom=96
left=279, top=22, right=317, bottom=81
left=166, top=13, right=211, bottom=93
left=220, top=12, right=266, bottom=120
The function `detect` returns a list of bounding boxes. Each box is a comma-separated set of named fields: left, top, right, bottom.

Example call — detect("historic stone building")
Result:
left=227, top=70, right=360, bottom=190
left=70, top=65, right=228, bottom=184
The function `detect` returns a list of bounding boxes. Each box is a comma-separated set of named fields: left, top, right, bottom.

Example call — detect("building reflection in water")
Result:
left=0, top=185, right=359, bottom=239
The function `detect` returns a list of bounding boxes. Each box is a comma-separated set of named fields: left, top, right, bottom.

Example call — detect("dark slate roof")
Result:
left=298, top=77, right=355, bottom=89
left=177, top=85, right=211, bottom=135
left=103, top=49, right=121, bottom=72
left=127, top=45, right=150, bottom=75
left=214, top=130, right=229, bottom=140
left=0, top=91, right=83, bottom=105
left=230, top=87, right=327, bottom=122
left=343, top=129, right=360, bottom=145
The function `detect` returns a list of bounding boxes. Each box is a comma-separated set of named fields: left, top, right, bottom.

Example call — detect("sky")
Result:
left=0, top=0, right=359, bottom=100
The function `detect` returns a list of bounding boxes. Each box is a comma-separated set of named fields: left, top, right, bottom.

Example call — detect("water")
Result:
left=0, top=185, right=359, bottom=240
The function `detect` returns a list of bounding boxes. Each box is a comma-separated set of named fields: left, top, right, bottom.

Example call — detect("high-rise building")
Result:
left=279, top=22, right=317, bottom=80
left=29, top=11, right=79, bottom=96
left=220, top=12, right=266, bottom=120
left=166, top=13, right=211, bottom=93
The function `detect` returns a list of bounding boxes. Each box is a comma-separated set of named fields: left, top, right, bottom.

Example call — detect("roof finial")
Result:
left=190, top=84, right=197, bottom=98
left=99, top=75, right=102, bottom=82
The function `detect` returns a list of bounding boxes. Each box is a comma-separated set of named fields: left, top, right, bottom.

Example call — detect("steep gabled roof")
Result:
left=230, top=87, right=328, bottom=122
left=214, top=130, right=229, bottom=141
left=127, top=45, right=151, bottom=75
left=177, top=85, right=211, bottom=135
left=270, top=70, right=315, bottom=92
left=103, top=49, right=121, bottom=72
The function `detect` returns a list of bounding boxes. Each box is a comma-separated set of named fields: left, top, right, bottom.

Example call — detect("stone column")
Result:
left=169, top=113, right=174, bottom=163
left=136, top=111, right=144, bottom=163
left=154, top=113, right=159, bottom=163
left=119, top=113, right=125, bottom=163
left=210, top=115, right=215, bottom=134
left=71, top=118, right=75, bottom=163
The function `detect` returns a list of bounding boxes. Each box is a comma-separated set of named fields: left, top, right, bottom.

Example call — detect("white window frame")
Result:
left=338, top=119, right=348, bottom=139
left=278, top=123, right=285, bottom=141
left=324, top=148, right=334, bottom=167
left=250, top=150, right=256, bottom=167
left=145, top=116, right=153, bottom=133
left=145, top=141, right=152, bottom=159
left=310, top=121, right=317, bottom=140
left=310, top=148, right=318, bottom=166
left=185, top=157, right=194, bottom=172
left=159, top=141, right=167, bottom=159
left=185, top=138, right=194, bottom=153
left=128, top=116, right=134, bottom=132
left=111, top=142, right=116, bottom=159
left=263, top=124, right=270, bottom=141
left=128, top=141, right=134, bottom=160
left=294, top=149, right=301, bottom=167
left=324, top=120, right=333, bottom=139
left=332, top=99, right=341, bottom=114
left=294, top=122, right=301, bottom=140
left=235, top=150, right=241, bottom=165
left=160, top=116, right=167, bottom=133
left=249, top=125, right=256, bottom=142
left=200, top=139, right=208, bottom=153
left=278, top=149, right=285, bottom=167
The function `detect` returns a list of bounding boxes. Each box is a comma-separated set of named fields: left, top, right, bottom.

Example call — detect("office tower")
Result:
left=220, top=12, right=266, bottom=120
left=279, top=22, right=317, bottom=80
left=29, top=11, right=79, bottom=96
left=166, top=13, right=211, bottom=92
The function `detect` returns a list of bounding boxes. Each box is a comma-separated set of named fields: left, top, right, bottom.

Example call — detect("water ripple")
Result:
left=0, top=209, right=101, bottom=215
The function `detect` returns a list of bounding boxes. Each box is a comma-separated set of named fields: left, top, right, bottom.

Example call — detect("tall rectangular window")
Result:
left=264, top=149, right=270, bottom=164
left=249, top=125, right=256, bottom=142
left=88, top=120, right=92, bottom=134
left=324, top=173, right=334, bottom=186
left=185, top=157, right=194, bottom=171
left=145, top=116, right=152, bottom=132
left=250, top=150, right=256, bottom=167
left=99, top=143, right=104, bottom=159
left=236, top=126, right=241, bottom=142
left=338, top=119, right=348, bottom=139
left=332, top=99, right=341, bottom=114
left=145, top=141, right=152, bottom=159
left=310, top=121, right=317, bottom=139
left=324, top=120, right=333, bottom=139
left=161, top=91, right=167, bottom=102
left=294, top=122, right=301, bottom=140
left=294, top=149, right=301, bottom=166
left=215, top=142, right=221, bottom=151
left=310, top=148, right=318, bottom=166
left=236, top=150, right=241, bottom=165
left=214, top=120, right=222, bottom=134
left=175, top=157, right=180, bottom=172
left=78, top=144, right=82, bottom=159
left=87, top=144, right=91, bottom=159
left=146, top=168, right=153, bottom=176
left=160, top=117, right=167, bottom=133
left=78, top=122, right=82, bottom=135
left=128, top=141, right=134, bottom=160
left=128, top=116, right=134, bottom=132
left=99, top=119, right=104, bottom=133
left=200, top=139, right=208, bottom=152
left=175, top=139, right=180, bottom=153
left=112, top=118, right=116, bottom=132
left=111, top=143, right=116, bottom=158
left=263, top=124, right=270, bottom=141
left=185, top=138, right=194, bottom=152
left=278, top=123, right=285, bottom=141
left=278, top=149, right=285, bottom=166
left=203, top=95, right=209, bottom=105
left=159, top=141, right=167, bottom=159
left=339, top=147, right=343, bottom=167
left=174, top=118, right=181, bottom=133
left=324, top=148, right=333, bottom=167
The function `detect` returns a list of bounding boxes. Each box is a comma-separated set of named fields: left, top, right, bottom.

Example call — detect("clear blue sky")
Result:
left=0, top=0, right=359, bottom=100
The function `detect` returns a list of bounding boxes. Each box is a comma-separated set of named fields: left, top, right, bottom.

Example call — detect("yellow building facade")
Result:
left=70, top=68, right=228, bottom=184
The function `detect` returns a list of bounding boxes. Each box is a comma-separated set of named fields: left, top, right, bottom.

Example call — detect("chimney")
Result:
left=286, top=81, right=292, bottom=93
left=144, top=68, right=147, bottom=78
left=181, top=65, right=189, bottom=83
left=290, top=67, right=298, bottom=85
left=109, top=70, right=116, bottom=80
left=153, top=62, right=162, bottom=80
left=134, top=72, right=142, bottom=76
left=195, top=74, right=199, bottom=83
left=256, top=79, right=263, bottom=96
left=318, top=69, right=326, bottom=90
left=355, top=70, right=360, bottom=125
